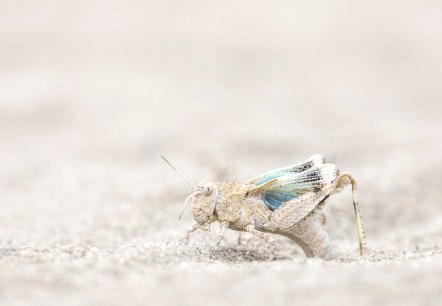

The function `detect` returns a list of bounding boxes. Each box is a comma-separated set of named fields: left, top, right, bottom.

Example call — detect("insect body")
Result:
left=162, top=154, right=366, bottom=260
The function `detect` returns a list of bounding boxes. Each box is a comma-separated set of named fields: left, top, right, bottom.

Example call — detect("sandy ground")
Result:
left=1, top=1, right=442, bottom=305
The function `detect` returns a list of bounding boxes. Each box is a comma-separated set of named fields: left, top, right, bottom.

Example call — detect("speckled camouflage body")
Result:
left=178, top=155, right=366, bottom=260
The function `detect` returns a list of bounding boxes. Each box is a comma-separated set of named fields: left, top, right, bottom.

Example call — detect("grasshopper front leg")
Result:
left=185, top=219, right=212, bottom=245
left=216, top=221, right=229, bottom=246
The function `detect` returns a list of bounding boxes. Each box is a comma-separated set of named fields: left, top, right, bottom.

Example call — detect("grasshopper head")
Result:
left=191, top=181, right=218, bottom=224
left=160, top=155, right=219, bottom=224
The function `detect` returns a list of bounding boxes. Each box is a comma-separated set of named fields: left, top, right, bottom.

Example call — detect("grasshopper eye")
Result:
left=203, top=183, right=215, bottom=196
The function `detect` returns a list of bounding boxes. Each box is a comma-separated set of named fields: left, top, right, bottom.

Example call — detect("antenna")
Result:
left=178, top=191, right=200, bottom=220
left=160, top=155, right=195, bottom=190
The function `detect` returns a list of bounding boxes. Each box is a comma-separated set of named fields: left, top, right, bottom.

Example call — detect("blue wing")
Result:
left=247, top=154, right=325, bottom=185
left=249, top=163, right=339, bottom=210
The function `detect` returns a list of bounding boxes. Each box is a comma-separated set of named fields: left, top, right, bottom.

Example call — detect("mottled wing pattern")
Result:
left=247, top=154, right=325, bottom=185
left=249, top=163, right=339, bottom=210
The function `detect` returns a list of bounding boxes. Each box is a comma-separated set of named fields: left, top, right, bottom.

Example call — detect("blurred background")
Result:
left=1, top=1, right=442, bottom=305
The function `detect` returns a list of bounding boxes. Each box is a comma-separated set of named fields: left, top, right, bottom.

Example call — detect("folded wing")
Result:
left=247, top=154, right=325, bottom=185
left=249, top=163, right=339, bottom=210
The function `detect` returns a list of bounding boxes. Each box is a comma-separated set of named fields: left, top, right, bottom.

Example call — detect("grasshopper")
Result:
left=161, top=154, right=366, bottom=260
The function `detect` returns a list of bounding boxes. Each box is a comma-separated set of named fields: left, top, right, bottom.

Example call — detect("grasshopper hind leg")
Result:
left=287, top=173, right=367, bottom=258
left=333, top=173, right=367, bottom=256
